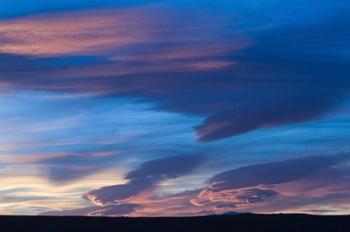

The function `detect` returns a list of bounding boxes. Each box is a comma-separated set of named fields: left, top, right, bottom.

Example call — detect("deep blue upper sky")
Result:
left=0, top=0, right=349, bottom=216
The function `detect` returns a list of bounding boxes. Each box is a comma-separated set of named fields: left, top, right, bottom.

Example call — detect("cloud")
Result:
left=207, top=155, right=346, bottom=190
left=13, top=150, right=121, bottom=183
left=42, top=204, right=138, bottom=217
left=84, top=154, right=204, bottom=206
left=193, top=14, right=350, bottom=141
left=43, top=190, right=203, bottom=217
left=194, top=91, right=345, bottom=142
left=0, top=6, right=349, bottom=142
left=42, top=155, right=205, bottom=217
left=0, top=8, right=157, bottom=57
left=0, top=6, right=240, bottom=73
left=87, top=204, right=139, bottom=216
left=40, top=206, right=100, bottom=216
left=192, top=188, right=278, bottom=212
left=0, top=3, right=349, bottom=143
left=125, top=154, right=204, bottom=180
left=46, top=153, right=350, bottom=216
left=192, top=153, right=350, bottom=214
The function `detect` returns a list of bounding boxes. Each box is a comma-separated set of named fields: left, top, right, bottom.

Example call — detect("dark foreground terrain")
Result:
left=1, top=214, right=350, bottom=232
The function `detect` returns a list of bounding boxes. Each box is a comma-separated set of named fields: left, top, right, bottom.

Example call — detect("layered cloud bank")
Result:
left=84, top=155, right=204, bottom=206
left=43, top=153, right=350, bottom=216
left=0, top=1, right=348, bottom=143
left=0, top=0, right=350, bottom=216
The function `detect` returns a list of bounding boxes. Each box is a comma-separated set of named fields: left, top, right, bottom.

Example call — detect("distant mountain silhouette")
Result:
left=221, top=211, right=252, bottom=216
left=1, top=214, right=350, bottom=232
left=204, top=211, right=252, bottom=216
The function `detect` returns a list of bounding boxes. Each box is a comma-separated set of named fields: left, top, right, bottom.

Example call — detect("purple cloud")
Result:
left=192, top=153, right=350, bottom=213
left=84, top=154, right=204, bottom=205
left=17, top=149, right=121, bottom=183
left=0, top=5, right=348, bottom=143
left=42, top=153, right=350, bottom=216
left=42, top=204, right=138, bottom=217
left=208, top=154, right=348, bottom=191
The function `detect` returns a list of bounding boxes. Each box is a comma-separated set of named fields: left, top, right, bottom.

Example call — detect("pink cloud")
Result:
left=0, top=5, right=248, bottom=83
left=42, top=154, right=350, bottom=216
left=0, top=8, right=160, bottom=57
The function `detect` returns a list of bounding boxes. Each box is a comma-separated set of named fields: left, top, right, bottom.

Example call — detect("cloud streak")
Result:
left=0, top=8, right=158, bottom=57
left=47, top=153, right=350, bottom=216
left=1, top=0, right=350, bottom=216
left=192, top=153, right=350, bottom=214
left=0, top=2, right=349, bottom=143
left=84, top=154, right=204, bottom=206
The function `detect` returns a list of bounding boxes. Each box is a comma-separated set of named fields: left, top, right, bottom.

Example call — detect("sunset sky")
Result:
left=0, top=0, right=349, bottom=216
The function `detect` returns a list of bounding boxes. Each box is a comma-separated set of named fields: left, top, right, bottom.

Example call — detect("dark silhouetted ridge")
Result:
left=1, top=214, right=350, bottom=232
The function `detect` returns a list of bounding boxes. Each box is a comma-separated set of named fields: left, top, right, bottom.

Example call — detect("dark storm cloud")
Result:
left=84, top=154, right=204, bottom=205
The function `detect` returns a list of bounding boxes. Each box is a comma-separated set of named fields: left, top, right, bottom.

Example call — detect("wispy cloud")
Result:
left=0, top=6, right=241, bottom=78
left=46, top=153, right=350, bottom=216
left=84, top=154, right=204, bottom=206
left=1, top=0, right=350, bottom=216
left=0, top=8, right=157, bottom=57
left=192, top=153, right=350, bottom=214
left=0, top=2, right=348, bottom=144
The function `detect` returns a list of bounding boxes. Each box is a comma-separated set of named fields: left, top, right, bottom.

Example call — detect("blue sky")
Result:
left=0, top=0, right=349, bottom=216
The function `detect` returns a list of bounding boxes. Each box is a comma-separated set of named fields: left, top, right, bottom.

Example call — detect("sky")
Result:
left=0, top=0, right=349, bottom=216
